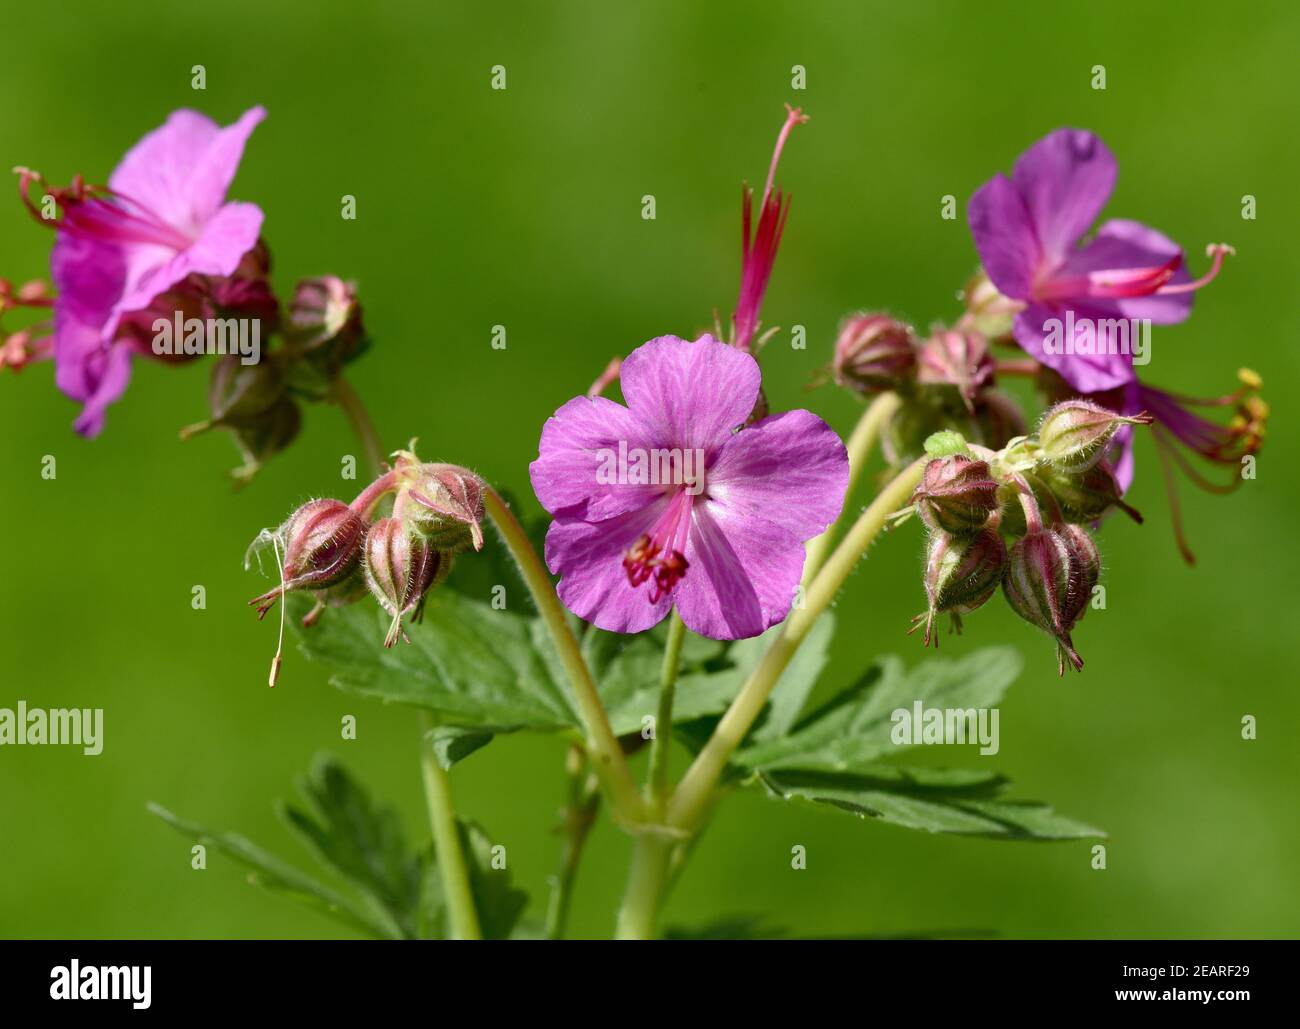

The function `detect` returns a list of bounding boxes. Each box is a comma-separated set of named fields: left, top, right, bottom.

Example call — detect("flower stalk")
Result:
left=801, top=390, right=902, bottom=588
left=648, top=608, right=687, bottom=812
left=419, top=712, right=482, bottom=940
left=481, top=487, right=646, bottom=823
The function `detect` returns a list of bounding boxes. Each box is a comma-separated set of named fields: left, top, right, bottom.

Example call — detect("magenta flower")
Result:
left=968, top=128, right=1229, bottom=394
left=19, top=107, right=266, bottom=435
left=530, top=334, right=848, bottom=640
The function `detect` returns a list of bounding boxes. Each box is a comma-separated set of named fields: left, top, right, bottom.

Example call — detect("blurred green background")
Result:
left=2, top=0, right=1297, bottom=939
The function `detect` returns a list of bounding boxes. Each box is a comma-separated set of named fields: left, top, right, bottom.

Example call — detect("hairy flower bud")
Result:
left=911, top=455, right=1001, bottom=535
left=1058, top=522, right=1100, bottom=628
left=394, top=459, right=486, bottom=553
left=1038, top=399, right=1151, bottom=471
left=286, top=276, right=368, bottom=372
left=1040, top=460, right=1143, bottom=524
left=1002, top=528, right=1084, bottom=674
left=917, top=328, right=995, bottom=408
left=364, top=516, right=453, bottom=647
left=832, top=313, right=917, bottom=394
left=912, top=527, right=1007, bottom=645
left=248, top=497, right=367, bottom=617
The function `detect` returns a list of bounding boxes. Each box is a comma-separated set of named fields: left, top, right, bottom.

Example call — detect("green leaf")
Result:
left=738, top=646, right=1021, bottom=772
left=278, top=754, right=424, bottom=938
left=147, top=801, right=402, bottom=939
left=759, top=767, right=1104, bottom=840
left=288, top=590, right=577, bottom=731
left=458, top=820, right=528, bottom=940
left=425, top=725, right=495, bottom=770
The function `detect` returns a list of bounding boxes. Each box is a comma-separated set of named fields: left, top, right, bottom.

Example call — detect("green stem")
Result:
left=801, top=390, right=901, bottom=589
left=667, top=457, right=927, bottom=833
left=482, top=487, right=646, bottom=823
left=334, top=375, right=386, bottom=473
left=545, top=744, right=599, bottom=940
left=647, top=608, right=687, bottom=812
left=615, top=834, right=674, bottom=940
left=418, top=712, right=482, bottom=940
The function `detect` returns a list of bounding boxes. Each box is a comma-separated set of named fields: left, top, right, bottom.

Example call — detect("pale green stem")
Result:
left=801, top=390, right=901, bottom=590
left=615, top=834, right=674, bottom=940
left=482, top=487, right=646, bottom=823
left=667, top=457, right=927, bottom=832
left=419, top=717, right=482, bottom=939
left=647, top=608, right=687, bottom=813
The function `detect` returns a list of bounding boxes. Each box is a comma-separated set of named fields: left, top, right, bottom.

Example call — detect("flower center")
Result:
left=17, top=169, right=195, bottom=252
left=623, top=487, right=695, bottom=603
left=1034, top=244, right=1233, bottom=304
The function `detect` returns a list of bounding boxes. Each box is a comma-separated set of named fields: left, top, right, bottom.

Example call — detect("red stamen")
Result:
left=622, top=490, right=695, bottom=603
left=14, top=167, right=193, bottom=251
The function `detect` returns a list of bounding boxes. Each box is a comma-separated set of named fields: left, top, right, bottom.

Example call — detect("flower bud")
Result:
left=364, top=516, right=453, bottom=647
left=394, top=459, right=486, bottom=553
left=917, top=329, right=994, bottom=408
left=913, top=527, right=1006, bottom=645
left=959, top=270, right=1021, bottom=339
left=206, top=353, right=285, bottom=426
left=228, top=397, right=303, bottom=486
left=285, top=276, right=368, bottom=372
left=1038, top=399, right=1151, bottom=471
left=1040, top=460, right=1143, bottom=524
left=832, top=313, right=917, bottom=394
left=1002, top=528, right=1084, bottom=674
left=1058, top=522, right=1100, bottom=628
left=911, top=455, right=1001, bottom=535
left=248, top=497, right=367, bottom=617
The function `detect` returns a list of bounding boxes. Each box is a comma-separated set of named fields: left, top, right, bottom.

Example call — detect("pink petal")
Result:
left=1061, top=219, right=1194, bottom=323
left=618, top=335, right=760, bottom=453
left=706, top=410, right=848, bottom=542
left=1012, top=128, right=1116, bottom=268
left=50, top=232, right=125, bottom=325
left=675, top=502, right=805, bottom=640
left=71, top=342, right=133, bottom=437
left=109, top=107, right=266, bottom=235
left=1013, top=302, right=1137, bottom=393
left=544, top=500, right=673, bottom=635
left=529, top=393, right=668, bottom=521
left=107, top=201, right=264, bottom=337
left=967, top=174, right=1042, bottom=299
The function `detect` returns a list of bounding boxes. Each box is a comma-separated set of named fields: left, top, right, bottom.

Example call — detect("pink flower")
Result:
left=530, top=335, right=848, bottom=640
left=967, top=128, right=1229, bottom=394
left=19, top=107, right=266, bottom=435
